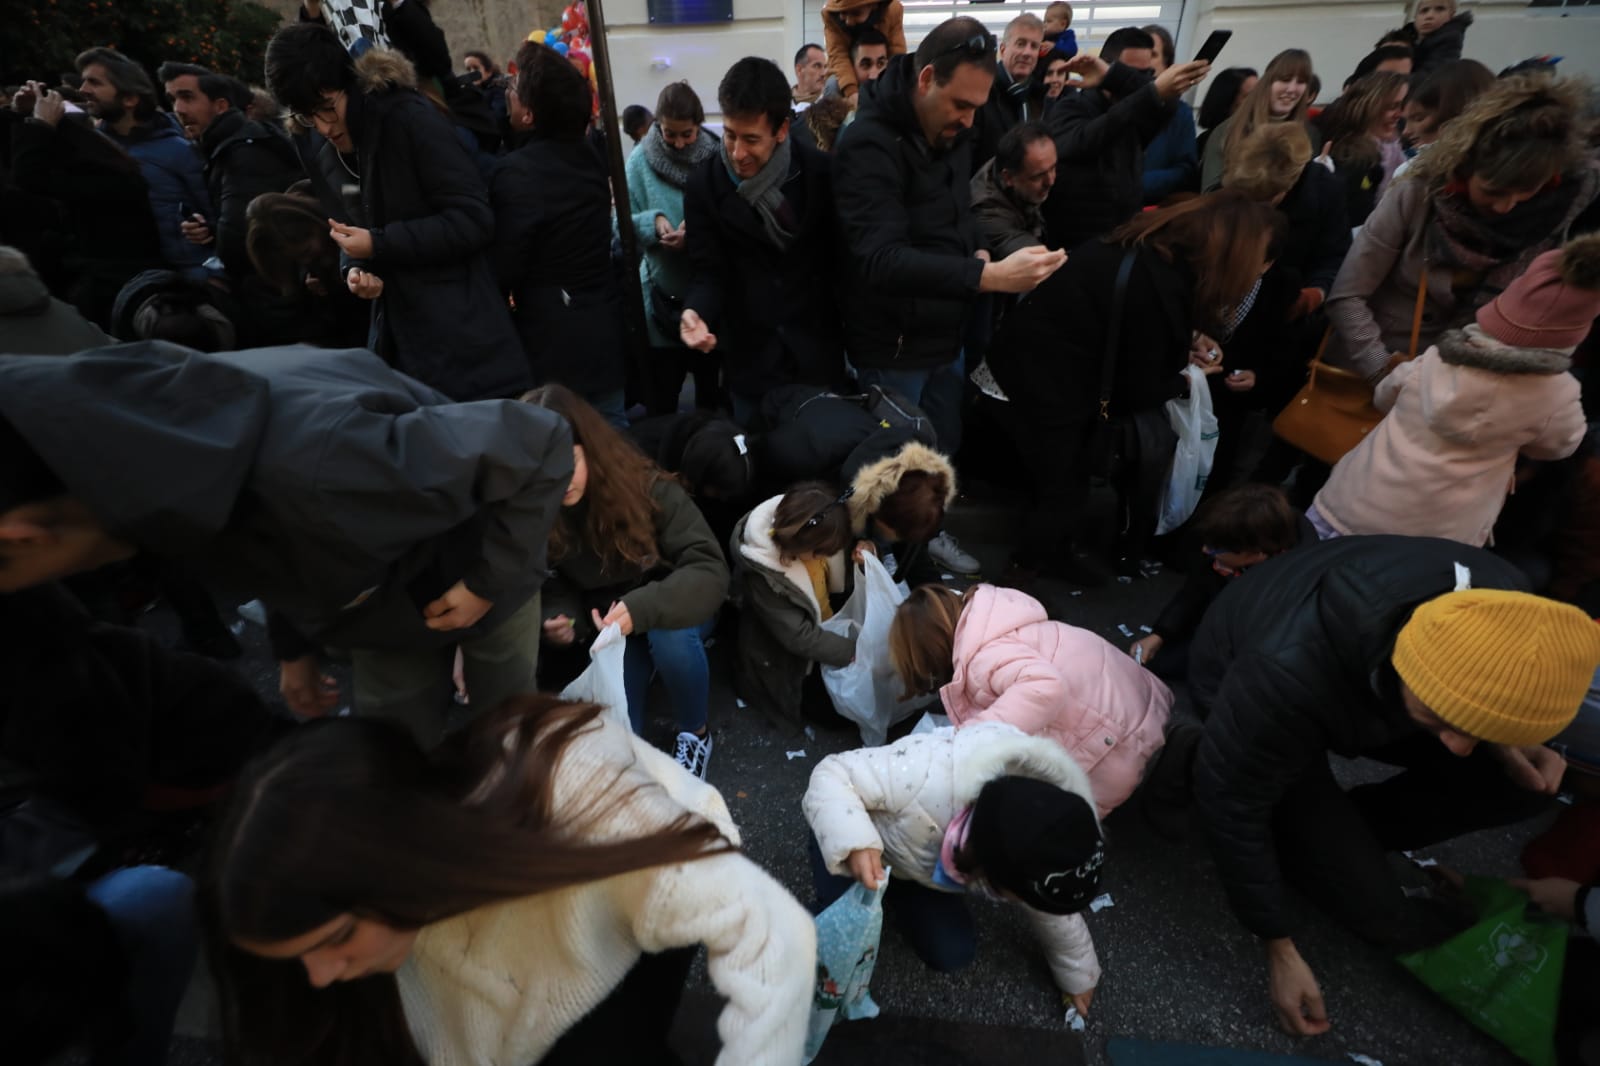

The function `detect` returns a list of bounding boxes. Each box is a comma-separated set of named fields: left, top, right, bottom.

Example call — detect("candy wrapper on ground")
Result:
left=803, top=868, right=890, bottom=1062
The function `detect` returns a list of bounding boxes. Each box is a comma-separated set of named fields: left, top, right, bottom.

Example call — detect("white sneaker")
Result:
left=928, top=531, right=980, bottom=575
left=675, top=731, right=713, bottom=780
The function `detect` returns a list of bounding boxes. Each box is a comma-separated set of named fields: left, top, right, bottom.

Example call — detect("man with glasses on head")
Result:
left=262, top=22, right=529, bottom=403
left=834, top=17, right=1065, bottom=578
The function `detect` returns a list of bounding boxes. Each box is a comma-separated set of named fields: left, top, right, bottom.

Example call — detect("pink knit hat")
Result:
left=1477, top=233, right=1600, bottom=351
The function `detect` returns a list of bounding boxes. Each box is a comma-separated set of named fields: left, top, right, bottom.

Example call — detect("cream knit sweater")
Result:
left=395, top=713, right=816, bottom=1065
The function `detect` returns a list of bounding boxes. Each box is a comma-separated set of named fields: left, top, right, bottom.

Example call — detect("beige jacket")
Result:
left=1313, top=325, right=1586, bottom=546
left=1325, top=167, right=1600, bottom=382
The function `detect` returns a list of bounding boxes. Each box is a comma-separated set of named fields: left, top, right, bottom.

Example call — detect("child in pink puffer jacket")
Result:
left=889, top=584, right=1173, bottom=816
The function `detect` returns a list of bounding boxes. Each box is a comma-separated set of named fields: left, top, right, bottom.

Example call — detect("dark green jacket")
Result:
left=548, top=477, right=728, bottom=636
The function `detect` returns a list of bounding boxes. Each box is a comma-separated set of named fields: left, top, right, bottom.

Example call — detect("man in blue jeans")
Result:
left=833, top=17, right=1064, bottom=575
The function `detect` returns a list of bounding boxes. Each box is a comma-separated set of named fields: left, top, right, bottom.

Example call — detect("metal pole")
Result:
left=585, top=0, right=651, bottom=363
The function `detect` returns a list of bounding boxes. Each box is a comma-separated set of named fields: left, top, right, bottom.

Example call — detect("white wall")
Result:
left=604, top=0, right=791, bottom=121
left=1184, top=0, right=1600, bottom=107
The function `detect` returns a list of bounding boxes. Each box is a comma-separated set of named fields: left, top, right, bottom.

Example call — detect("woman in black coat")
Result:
left=490, top=42, right=627, bottom=426
left=988, top=192, right=1280, bottom=585
left=264, top=24, right=530, bottom=403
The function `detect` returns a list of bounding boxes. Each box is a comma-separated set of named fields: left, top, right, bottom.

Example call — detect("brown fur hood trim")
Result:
left=847, top=441, right=958, bottom=534
left=356, top=48, right=418, bottom=93
left=1437, top=324, right=1573, bottom=375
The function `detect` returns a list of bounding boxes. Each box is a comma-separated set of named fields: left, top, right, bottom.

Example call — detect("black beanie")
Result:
left=963, top=776, right=1105, bottom=915
left=0, top=413, right=63, bottom=514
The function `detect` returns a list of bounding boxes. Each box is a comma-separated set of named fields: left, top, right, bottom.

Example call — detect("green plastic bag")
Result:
left=1397, top=876, right=1567, bottom=1066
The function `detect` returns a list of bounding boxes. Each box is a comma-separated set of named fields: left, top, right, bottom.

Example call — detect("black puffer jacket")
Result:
left=1042, top=62, right=1172, bottom=251
left=199, top=110, right=305, bottom=278
left=756, top=384, right=935, bottom=495
left=1187, top=535, right=1526, bottom=940
left=833, top=54, right=984, bottom=370
left=1405, top=11, right=1473, bottom=76
left=1276, top=160, right=1350, bottom=297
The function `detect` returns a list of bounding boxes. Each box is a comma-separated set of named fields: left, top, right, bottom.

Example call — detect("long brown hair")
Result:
left=1222, top=49, right=1314, bottom=167
left=772, top=482, right=854, bottom=564
left=1111, top=190, right=1281, bottom=335
left=523, top=383, right=667, bottom=572
left=210, top=694, right=732, bottom=1066
left=1322, top=71, right=1408, bottom=173
left=889, top=585, right=968, bottom=699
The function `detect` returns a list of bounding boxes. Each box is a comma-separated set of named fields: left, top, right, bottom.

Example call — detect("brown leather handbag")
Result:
left=1272, top=278, right=1428, bottom=465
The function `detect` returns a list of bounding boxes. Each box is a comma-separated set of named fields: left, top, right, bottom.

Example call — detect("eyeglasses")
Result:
left=291, top=94, right=342, bottom=128
left=804, top=487, right=854, bottom=530
left=936, top=32, right=997, bottom=63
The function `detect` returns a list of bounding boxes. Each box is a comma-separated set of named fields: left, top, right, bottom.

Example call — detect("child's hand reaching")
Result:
left=846, top=847, right=885, bottom=890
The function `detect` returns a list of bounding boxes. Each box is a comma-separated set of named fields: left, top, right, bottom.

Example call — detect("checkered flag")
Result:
left=323, top=0, right=391, bottom=53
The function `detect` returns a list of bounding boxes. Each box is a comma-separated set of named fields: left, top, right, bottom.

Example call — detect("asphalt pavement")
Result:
left=152, top=481, right=1532, bottom=1066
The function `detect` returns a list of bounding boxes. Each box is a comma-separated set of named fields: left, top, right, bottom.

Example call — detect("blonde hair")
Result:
left=1222, top=49, right=1315, bottom=168
left=888, top=585, right=967, bottom=700
left=1404, top=70, right=1593, bottom=194
left=1223, top=123, right=1313, bottom=201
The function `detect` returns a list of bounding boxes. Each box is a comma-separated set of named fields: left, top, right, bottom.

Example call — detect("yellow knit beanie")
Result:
left=1392, top=590, right=1600, bottom=746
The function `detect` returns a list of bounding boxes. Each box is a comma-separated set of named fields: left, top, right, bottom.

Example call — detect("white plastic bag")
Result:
left=819, top=554, right=935, bottom=746
left=803, top=869, right=890, bottom=1063
left=559, top=623, right=630, bottom=732
left=1156, top=364, right=1220, bottom=535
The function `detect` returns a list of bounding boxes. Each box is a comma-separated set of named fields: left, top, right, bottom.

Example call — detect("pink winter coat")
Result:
left=940, top=585, right=1172, bottom=816
left=1313, top=326, right=1587, bottom=547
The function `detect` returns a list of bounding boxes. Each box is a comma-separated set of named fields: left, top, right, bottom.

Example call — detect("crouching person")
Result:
left=731, top=482, right=860, bottom=730
left=1187, top=534, right=1600, bottom=1036
left=802, top=722, right=1107, bottom=1015
left=212, top=695, right=816, bottom=1066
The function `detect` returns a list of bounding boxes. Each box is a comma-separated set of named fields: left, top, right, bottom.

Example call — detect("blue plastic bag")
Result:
left=803, top=869, right=890, bottom=1062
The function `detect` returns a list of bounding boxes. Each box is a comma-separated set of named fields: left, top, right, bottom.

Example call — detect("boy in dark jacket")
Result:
left=0, top=342, right=573, bottom=747
left=1390, top=0, right=1472, bottom=76
left=1188, top=535, right=1600, bottom=1038
left=263, top=24, right=529, bottom=402
left=1130, top=484, right=1316, bottom=679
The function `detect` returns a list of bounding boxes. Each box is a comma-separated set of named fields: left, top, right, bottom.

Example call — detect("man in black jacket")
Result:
left=1042, top=27, right=1209, bottom=250
left=160, top=64, right=305, bottom=283
left=680, top=57, right=845, bottom=424
left=263, top=23, right=529, bottom=402
left=834, top=16, right=1063, bottom=459
left=1188, top=535, right=1600, bottom=1038
left=0, top=342, right=573, bottom=747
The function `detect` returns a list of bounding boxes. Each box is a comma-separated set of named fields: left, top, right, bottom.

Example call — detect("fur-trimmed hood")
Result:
left=1437, top=323, right=1573, bottom=375
left=845, top=441, right=957, bottom=535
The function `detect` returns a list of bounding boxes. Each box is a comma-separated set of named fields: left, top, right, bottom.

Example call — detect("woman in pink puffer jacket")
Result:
left=889, top=584, right=1173, bottom=816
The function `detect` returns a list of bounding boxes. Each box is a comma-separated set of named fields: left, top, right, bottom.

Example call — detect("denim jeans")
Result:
left=587, top=389, right=630, bottom=432
left=855, top=350, right=966, bottom=456
left=86, top=866, right=198, bottom=1066
left=623, top=616, right=716, bottom=735
left=807, top=837, right=977, bottom=973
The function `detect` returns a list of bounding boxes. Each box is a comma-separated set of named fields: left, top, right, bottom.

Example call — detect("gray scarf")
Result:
left=725, top=136, right=796, bottom=251
left=641, top=123, right=719, bottom=189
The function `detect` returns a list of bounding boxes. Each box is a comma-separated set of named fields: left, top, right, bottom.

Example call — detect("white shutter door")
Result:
left=803, top=0, right=1188, bottom=56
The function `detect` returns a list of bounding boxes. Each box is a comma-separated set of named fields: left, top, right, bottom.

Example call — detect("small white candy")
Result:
left=1089, top=893, right=1115, bottom=913
left=785, top=749, right=807, bottom=760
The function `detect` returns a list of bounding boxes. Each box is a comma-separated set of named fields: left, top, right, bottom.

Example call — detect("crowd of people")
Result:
left=3, top=0, right=1600, bottom=1063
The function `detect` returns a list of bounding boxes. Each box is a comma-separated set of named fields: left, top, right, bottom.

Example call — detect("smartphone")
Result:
left=1192, top=29, right=1232, bottom=66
